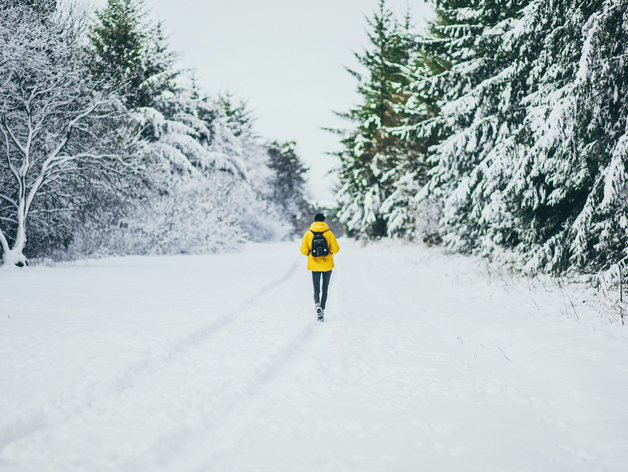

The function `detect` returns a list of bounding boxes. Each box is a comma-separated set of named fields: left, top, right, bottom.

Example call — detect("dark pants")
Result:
left=312, top=270, right=332, bottom=310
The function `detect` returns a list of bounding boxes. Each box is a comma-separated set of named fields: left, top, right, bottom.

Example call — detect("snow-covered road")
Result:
left=1, top=241, right=628, bottom=471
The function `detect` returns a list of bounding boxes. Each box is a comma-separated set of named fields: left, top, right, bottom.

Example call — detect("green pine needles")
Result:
left=333, top=0, right=628, bottom=276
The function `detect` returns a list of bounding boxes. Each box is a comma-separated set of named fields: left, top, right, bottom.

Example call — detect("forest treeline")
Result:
left=2, top=0, right=626, bottom=283
left=0, top=0, right=311, bottom=266
left=335, top=0, right=628, bottom=279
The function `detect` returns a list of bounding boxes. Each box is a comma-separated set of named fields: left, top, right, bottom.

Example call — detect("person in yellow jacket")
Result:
left=300, top=213, right=340, bottom=321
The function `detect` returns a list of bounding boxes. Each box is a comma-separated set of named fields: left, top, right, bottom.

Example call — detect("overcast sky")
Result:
left=89, top=0, right=434, bottom=203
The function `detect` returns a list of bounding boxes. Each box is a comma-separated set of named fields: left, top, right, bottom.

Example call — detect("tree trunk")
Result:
left=0, top=203, right=28, bottom=268
left=1, top=247, right=27, bottom=268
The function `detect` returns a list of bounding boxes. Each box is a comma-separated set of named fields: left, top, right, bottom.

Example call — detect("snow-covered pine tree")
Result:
left=413, top=0, right=628, bottom=275
left=214, top=94, right=265, bottom=185
left=581, top=0, right=628, bottom=273
left=380, top=8, right=446, bottom=241
left=212, top=94, right=313, bottom=234
left=87, top=0, right=176, bottom=109
left=267, top=141, right=311, bottom=232
left=211, top=96, right=305, bottom=239
left=216, top=92, right=256, bottom=139
left=87, top=0, right=248, bottom=181
left=505, top=0, right=628, bottom=273
left=333, top=0, right=413, bottom=238
left=416, top=0, right=530, bottom=256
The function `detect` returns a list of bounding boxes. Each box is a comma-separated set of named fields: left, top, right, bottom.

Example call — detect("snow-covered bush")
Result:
left=68, top=173, right=289, bottom=257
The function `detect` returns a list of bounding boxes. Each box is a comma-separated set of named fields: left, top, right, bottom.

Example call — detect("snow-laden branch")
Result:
left=0, top=194, right=18, bottom=208
left=0, top=2, right=129, bottom=267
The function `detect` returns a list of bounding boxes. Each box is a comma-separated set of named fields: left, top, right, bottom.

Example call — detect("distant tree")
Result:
left=267, top=141, right=311, bottom=230
left=217, top=92, right=256, bottom=139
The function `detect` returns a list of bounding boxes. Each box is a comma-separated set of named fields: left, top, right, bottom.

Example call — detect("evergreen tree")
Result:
left=334, top=0, right=413, bottom=237
left=87, top=0, right=244, bottom=179
left=380, top=9, right=447, bottom=240
left=217, top=92, right=256, bottom=139
left=417, top=0, right=531, bottom=254
left=505, top=0, right=628, bottom=273
left=87, top=0, right=177, bottom=109
left=582, top=0, right=628, bottom=273
left=267, top=141, right=311, bottom=230
left=415, top=0, right=628, bottom=274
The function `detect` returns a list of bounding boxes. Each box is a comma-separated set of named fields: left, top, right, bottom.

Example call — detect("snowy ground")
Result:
left=1, top=240, right=628, bottom=472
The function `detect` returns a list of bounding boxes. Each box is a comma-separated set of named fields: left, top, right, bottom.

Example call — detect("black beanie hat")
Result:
left=314, top=213, right=325, bottom=222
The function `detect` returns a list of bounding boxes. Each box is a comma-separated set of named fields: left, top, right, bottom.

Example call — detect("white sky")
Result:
left=89, top=0, right=434, bottom=203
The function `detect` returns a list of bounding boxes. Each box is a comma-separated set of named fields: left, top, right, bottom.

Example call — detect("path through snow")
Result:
left=1, top=241, right=628, bottom=471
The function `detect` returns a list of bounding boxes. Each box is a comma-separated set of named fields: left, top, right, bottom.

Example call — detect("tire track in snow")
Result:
left=179, top=247, right=391, bottom=471
left=148, top=320, right=319, bottom=472
left=143, top=263, right=330, bottom=470
left=0, top=257, right=300, bottom=457
left=110, top=257, right=301, bottom=393
left=116, top=276, right=322, bottom=471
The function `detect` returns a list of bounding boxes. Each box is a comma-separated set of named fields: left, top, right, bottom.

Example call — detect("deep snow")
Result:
left=1, top=240, right=628, bottom=471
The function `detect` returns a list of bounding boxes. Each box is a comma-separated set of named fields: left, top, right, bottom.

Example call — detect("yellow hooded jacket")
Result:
left=300, top=222, right=340, bottom=272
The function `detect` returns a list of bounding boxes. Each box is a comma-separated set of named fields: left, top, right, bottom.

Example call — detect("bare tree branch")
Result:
left=0, top=194, right=18, bottom=208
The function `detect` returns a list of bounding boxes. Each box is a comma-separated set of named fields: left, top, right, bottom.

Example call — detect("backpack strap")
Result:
left=310, top=230, right=328, bottom=235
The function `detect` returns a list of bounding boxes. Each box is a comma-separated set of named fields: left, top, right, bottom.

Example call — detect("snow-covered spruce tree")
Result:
left=208, top=94, right=311, bottom=239
left=267, top=141, right=311, bottom=232
left=380, top=9, right=447, bottom=241
left=216, top=92, right=256, bottom=139
left=210, top=96, right=297, bottom=241
left=0, top=1, right=129, bottom=267
left=505, top=0, right=628, bottom=273
left=86, top=0, right=176, bottom=110
left=414, top=0, right=628, bottom=275
left=415, top=0, right=531, bottom=256
left=333, top=0, right=415, bottom=238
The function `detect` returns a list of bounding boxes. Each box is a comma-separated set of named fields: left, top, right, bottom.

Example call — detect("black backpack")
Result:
left=310, top=230, right=329, bottom=257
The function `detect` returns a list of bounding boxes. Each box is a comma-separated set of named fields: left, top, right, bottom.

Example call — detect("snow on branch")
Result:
left=0, top=2, right=133, bottom=267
